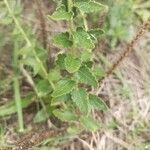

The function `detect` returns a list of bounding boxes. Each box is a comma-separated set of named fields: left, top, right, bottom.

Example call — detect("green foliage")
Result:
left=89, top=94, right=108, bottom=111
left=49, top=5, right=73, bottom=21
left=74, top=0, right=108, bottom=13
left=53, top=32, right=73, bottom=48
left=1, top=0, right=109, bottom=134
left=73, top=27, right=95, bottom=50
left=53, top=109, right=77, bottom=122
left=71, top=88, right=89, bottom=114
left=79, top=116, right=101, bottom=131
left=48, top=0, right=108, bottom=132
left=65, top=54, right=81, bottom=73
left=75, top=65, right=98, bottom=87
left=52, top=79, right=76, bottom=98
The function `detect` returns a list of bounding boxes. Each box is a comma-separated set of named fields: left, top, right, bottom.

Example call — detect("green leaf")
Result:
left=48, top=69, right=61, bottom=82
left=53, top=109, right=77, bottom=122
left=33, top=108, right=51, bottom=123
left=21, top=57, right=40, bottom=76
left=81, top=50, right=92, bottom=62
left=65, top=54, right=81, bottom=73
left=0, top=94, right=34, bottom=117
left=51, top=94, right=71, bottom=105
left=75, top=0, right=108, bottom=13
left=53, top=32, right=73, bottom=48
left=79, top=116, right=100, bottom=132
left=93, top=66, right=105, bottom=78
left=49, top=5, right=73, bottom=21
left=36, top=80, right=52, bottom=97
left=73, top=27, right=95, bottom=50
left=52, top=79, right=76, bottom=98
left=89, top=94, right=108, bottom=111
left=76, top=65, right=98, bottom=87
left=88, top=28, right=105, bottom=40
left=71, top=88, right=89, bottom=114
left=56, top=53, right=66, bottom=69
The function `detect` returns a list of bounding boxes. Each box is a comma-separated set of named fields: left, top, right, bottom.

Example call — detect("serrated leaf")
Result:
left=73, top=27, right=95, bottom=50
left=76, top=65, right=98, bottom=87
left=53, top=109, right=77, bottom=122
left=81, top=50, right=92, bottom=62
left=75, top=0, right=108, bottom=13
left=71, top=88, right=89, bottom=114
left=53, top=32, right=73, bottom=48
left=48, top=69, right=61, bottom=82
left=0, top=94, right=34, bottom=117
left=80, top=116, right=100, bottom=131
left=56, top=53, right=66, bottom=69
left=52, top=79, right=76, bottom=98
left=89, top=94, right=108, bottom=111
left=49, top=5, right=73, bottom=21
left=65, top=54, right=81, bottom=73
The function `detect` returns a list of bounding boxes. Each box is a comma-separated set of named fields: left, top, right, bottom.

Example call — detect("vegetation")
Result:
left=0, top=0, right=150, bottom=149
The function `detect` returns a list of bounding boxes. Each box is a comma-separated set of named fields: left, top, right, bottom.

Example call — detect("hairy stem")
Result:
left=3, top=0, right=55, bottom=90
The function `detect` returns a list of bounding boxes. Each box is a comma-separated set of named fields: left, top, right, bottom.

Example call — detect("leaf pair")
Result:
left=50, top=0, right=108, bottom=21
left=74, top=0, right=108, bottom=13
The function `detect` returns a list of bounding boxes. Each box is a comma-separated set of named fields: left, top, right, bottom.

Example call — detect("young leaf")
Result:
left=33, top=108, right=52, bottom=123
left=73, top=27, right=95, bottom=50
left=49, top=5, right=73, bottom=21
left=36, top=80, right=52, bottom=97
left=80, top=116, right=100, bottom=132
left=75, top=0, right=108, bottom=13
left=56, top=53, right=66, bottom=69
left=52, top=79, right=76, bottom=98
left=53, top=32, right=73, bottom=48
left=75, top=65, right=98, bottom=87
left=48, top=69, right=61, bottom=82
left=89, top=94, right=108, bottom=111
left=65, top=54, right=81, bottom=73
left=71, top=88, right=89, bottom=114
left=53, top=109, right=77, bottom=122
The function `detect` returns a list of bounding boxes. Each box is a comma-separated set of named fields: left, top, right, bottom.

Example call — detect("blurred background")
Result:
left=0, top=0, right=150, bottom=149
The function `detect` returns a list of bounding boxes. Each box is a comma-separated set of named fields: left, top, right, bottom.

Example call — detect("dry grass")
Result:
left=0, top=1, right=150, bottom=150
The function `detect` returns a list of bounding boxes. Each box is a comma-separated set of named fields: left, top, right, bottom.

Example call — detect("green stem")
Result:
left=3, top=0, right=55, bottom=90
left=13, top=42, right=24, bottom=132
left=3, top=0, right=31, bottom=47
